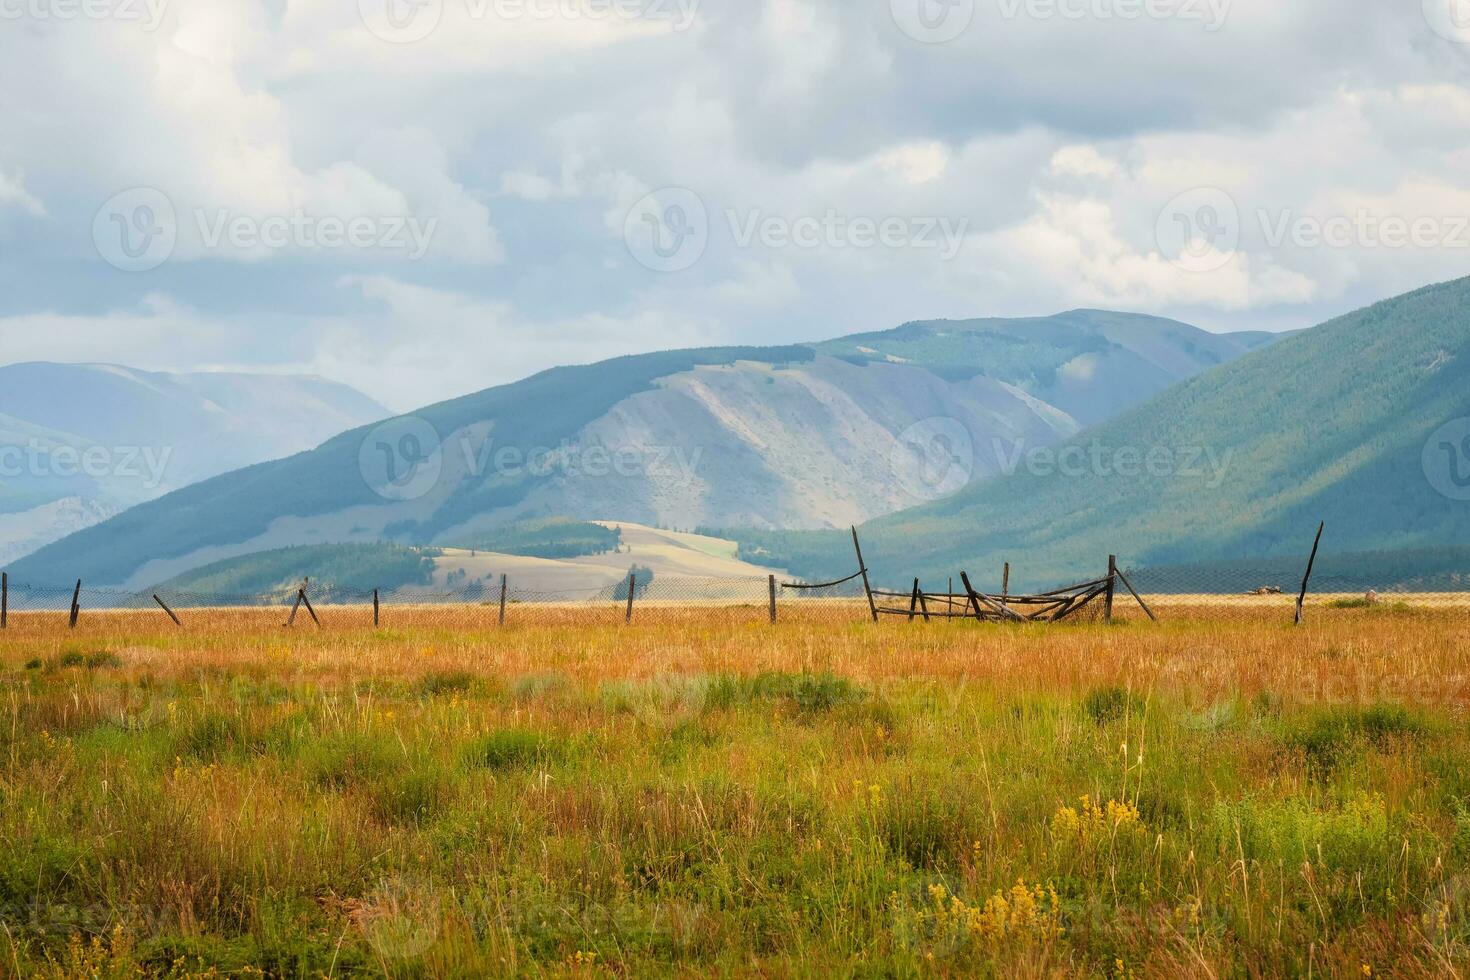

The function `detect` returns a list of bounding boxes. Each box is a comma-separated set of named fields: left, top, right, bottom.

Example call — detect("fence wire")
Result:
left=0, top=563, right=1466, bottom=632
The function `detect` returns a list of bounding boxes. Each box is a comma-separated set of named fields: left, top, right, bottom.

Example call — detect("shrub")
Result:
left=418, top=671, right=476, bottom=697
left=372, top=769, right=449, bottom=826
left=467, top=728, right=554, bottom=772
left=1283, top=703, right=1426, bottom=770
left=704, top=672, right=864, bottom=714
left=308, top=733, right=402, bottom=790
left=1081, top=686, right=1134, bottom=725
left=177, top=712, right=250, bottom=761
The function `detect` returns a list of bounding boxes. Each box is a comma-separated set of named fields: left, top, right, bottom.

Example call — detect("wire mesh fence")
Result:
left=1, top=560, right=1467, bottom=634
left=0, top=573, right=871, bottom=631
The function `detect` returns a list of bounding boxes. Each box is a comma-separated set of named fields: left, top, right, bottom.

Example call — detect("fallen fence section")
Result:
left=871, top=572, right=1115, bottom=623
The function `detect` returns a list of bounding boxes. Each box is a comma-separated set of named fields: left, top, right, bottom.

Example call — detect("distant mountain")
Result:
left=0, top=363, right=388, bottom=564
left=735, top=277, right=1470, bottom=590
left=815, top=310, right=1275, bottom=427
left=7, top=313, right=1282, bottom=588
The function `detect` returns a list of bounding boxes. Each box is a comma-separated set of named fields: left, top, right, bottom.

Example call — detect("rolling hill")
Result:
left=6, top=313, right=1277, bottom=589
left=732, top=276, right=1470, bottom=590
left=156, top=523, right=777, bottom=598
left=0, top=363, right=388, bottom=565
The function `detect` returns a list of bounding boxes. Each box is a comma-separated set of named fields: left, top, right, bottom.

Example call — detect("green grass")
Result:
left=3, top=615, right=1470, bottom=976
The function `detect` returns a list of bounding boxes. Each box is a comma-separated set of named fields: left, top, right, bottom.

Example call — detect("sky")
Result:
left=1, top=0, right=1469, bottom=412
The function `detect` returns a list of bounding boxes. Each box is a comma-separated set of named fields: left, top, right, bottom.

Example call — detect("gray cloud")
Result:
left=1, top=0, right=1468, bottom=408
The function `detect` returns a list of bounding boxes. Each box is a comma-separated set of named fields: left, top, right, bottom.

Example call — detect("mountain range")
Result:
left=729, top=276, right=1470, bottom=590
left=4, top=311, right=1277, bottom=588
left=0, top=363, right=388, bottom=565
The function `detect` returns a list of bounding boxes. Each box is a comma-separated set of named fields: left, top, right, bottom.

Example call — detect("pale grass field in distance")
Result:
left=2, top=601, right=1470, bottom=977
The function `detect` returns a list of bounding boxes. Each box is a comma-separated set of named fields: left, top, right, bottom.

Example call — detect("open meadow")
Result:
left=2, top=603, right=1470, bottom=977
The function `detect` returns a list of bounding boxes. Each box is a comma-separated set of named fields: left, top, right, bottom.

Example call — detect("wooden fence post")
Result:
left=961, top=571, right=1025, bottom=623
left=908, top=579, right=921, bottom=621
left=373, top=588, right=380, bottom=627
left=299, top=589, right=321, bottom=628
left=851, top=527, right=878, bottom=623
left=768, top=574, right=777, bottom=624
left=1, top=572, right=7, bottom=630
left=1104, top=556, right=1117, bottom=624
left=499, top=574, right=508, bottom=626
left=285, top=590, right=302, bottom=627
left=625, top=573, right=636, bottom=624
left=1295, top=521, right=1325, bottom=626
left=1113, top=567, right=1158, bottom=622
left=1002, top=562, right=1010, bottom=603
left=152, top=594, right=182, bottom=627
left=69, top=579, right=81, bottom=629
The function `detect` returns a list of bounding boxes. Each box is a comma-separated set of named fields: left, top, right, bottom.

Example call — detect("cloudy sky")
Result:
left=2, top=0, right=1468, bottom=410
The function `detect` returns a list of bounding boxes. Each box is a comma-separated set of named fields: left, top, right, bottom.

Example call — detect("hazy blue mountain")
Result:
left=7, top=313, right=1283, bottom=588
left=0, top=363, right=388, bottom=564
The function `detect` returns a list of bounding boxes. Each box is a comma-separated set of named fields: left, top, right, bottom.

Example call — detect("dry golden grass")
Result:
left=2, top=602, right=1469, bottom=976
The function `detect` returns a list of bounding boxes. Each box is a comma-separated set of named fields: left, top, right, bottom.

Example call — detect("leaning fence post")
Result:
left=768, top=574, right=777, bottom=624
left=1104, top=556, right=1117, bottom=624
left=499, top=574, right=508, bottom=626
left=851, top=527, right=878, bottom=623
left=285, top=589, right=303, bottom=627
left=1295, top=521, right=1325, bottom=626
left=299, top=588, right=321, bottom=628
left=1113, top=567, right=1158, bottom=622
left=624, top=573, right=636, bottom=623
left=69, top=579, right=81, bottom=629
left=153, top=594, right=182, bottom=627
left=1, top=572, right=7, bottom=630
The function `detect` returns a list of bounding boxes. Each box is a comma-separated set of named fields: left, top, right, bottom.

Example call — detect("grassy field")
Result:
left=2, top=605, right=1470, bottom=976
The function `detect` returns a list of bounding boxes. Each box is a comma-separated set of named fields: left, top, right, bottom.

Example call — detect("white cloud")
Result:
left=877, top=143, right=952, bottom=185
left=0, top=170, right=45, bottom=216
left=1, top=0, right=1467, bottom=403
left=1049, top=146, right=1121, bottom=180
